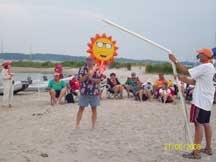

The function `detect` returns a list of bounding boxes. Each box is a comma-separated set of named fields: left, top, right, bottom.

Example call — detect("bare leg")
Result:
left=194, top=122, right=204, bottom=153
left=124, top=85, right=130, bottom=98
left=139, top=90, right=144, bottom=101
left=146, top=90, right=152, bottom=101
left=163, top=94, right=168, bottom=103
left=76, top=107, right=85, bottom=128
left=169, top=95, right=177, bottom=104
left=91, top=107, right=97, bottom=129
left=113, top=86, right=120, bottom=98
left=153, top=85, right=158, bottom=97
left=49, top=89, right=57, bottom=105
left=56, top=87, right=67, bottom=104
left=119, top=85, right=123, bottom=98
left=203, top=123, right=212, bottom=150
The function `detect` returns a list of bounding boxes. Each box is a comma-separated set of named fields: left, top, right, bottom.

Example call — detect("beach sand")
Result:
left=0, top=68, right=216, bottom=162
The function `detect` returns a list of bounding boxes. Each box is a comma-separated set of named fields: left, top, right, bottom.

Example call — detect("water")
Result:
left=0, top=73, right=53, bottom=82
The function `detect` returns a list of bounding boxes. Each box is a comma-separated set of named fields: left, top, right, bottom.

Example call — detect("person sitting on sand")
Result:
left=153, top=73, right=167, bottom=97
left=142, top=81, right=153, bottom=101
left=134, top=81, right=152, bottom=101
left=1, top=62, right=14, bottom=108
left=69, top=74, right=80, bottom=96
left=107, top=73, right=123, bottom=99
left=124, top=72, right=140, bottom=97
left=48, top=72, right=67, bottom=105
left=159, top=82, right=176, bottom=104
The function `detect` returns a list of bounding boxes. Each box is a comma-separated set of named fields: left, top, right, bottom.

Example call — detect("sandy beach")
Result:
left=0, top=68, right=216, bottom=162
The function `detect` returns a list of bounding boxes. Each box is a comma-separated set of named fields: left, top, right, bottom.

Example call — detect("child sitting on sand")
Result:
left=159, top=82, right=176, bottom=104
left=134, top=81, right=152, bottom=101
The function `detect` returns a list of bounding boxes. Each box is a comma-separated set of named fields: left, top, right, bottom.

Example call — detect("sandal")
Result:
left=200, top=148, right=213, bottom=155
left=182, top=152, right=201, bottom=159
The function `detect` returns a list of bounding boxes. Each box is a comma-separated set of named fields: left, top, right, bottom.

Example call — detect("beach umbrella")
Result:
left=102, top=18, right=193, bottom=144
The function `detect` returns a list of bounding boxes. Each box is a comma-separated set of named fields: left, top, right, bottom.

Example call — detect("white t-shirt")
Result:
left=1, top=69, right=11, bottom=80
left=159, top=88, right=171, bottom=95
left=188, top=63, right=215, bottom=111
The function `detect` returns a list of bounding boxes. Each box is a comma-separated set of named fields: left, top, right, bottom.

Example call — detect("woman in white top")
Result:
left=1, top=62, right=14, bottom=108
left=159, top=82, right=176, bottom=104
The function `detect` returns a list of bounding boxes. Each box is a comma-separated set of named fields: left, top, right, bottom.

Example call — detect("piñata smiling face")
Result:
left=87, top=33, right=118, bottom=66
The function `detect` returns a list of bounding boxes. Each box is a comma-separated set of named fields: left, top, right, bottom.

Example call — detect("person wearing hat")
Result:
left=1, top=62, right=14, bottom=108
left=124, top=72, right=140, bottom=97
left=169, top=48, right=215, bottom=159
left=48, top=72, right=67, bottom=105
left=75, top=57, right=102, bottom=129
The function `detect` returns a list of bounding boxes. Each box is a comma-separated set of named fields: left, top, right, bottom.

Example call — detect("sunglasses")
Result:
left=96, top=42, right=112, bottom=49
left=196, top=53, right=213, bottom=59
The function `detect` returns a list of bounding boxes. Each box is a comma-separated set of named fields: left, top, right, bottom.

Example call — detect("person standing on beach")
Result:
left=75, top=57, right=101, bottom=129
left=169, top=48, right=215, bottom=159
left=1, top=62, right=14, bottom=108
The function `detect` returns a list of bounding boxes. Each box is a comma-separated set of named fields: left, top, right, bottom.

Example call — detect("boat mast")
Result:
left=29, top=42, right=32, bottom=61
left=1, top=40, right=3, bottom=54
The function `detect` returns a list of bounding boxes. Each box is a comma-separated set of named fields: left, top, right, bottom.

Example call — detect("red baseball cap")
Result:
left=2, top=61, right=12, bottom=66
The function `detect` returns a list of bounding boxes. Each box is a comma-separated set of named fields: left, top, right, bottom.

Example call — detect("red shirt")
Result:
left=69, top=79, right=80, bottom=91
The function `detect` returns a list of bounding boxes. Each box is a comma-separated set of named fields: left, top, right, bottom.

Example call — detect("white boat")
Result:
left=0, top=80, right=29, bottom=95
left=26, top=76, right=73, bottom=92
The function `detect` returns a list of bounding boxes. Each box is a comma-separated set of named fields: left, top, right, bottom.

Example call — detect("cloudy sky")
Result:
left=0, top=0, right=215, bottom=61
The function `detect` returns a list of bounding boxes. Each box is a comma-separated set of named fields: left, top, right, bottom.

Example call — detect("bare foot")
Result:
left=55, top=98, right=59, bottom=105
left=51, top=99, right=55, bottom=106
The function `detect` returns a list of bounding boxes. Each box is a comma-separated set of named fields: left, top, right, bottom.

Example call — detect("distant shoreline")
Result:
left=11, top=67, right=78, bottom=74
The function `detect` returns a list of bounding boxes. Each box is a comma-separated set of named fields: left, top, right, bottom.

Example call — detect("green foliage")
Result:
left=62, top=61, right=85, bottom=68
left=11, top=61, right=134, bottom=69
left=12, top=61, right=184, bottom=74
left=145, top=63, right=178, bottom=74
left=109, top=62, right=134, bottom=70
left=126, top=63, right=131, bottom=71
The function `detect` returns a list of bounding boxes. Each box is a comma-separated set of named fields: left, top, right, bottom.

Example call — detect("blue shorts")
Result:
left=79, top=95, right=100, bottom=108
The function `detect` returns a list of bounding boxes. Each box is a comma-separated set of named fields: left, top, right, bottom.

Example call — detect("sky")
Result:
left=0, top=0, right=215, bottom=61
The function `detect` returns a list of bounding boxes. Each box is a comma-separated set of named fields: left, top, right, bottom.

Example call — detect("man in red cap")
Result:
left=169, top=48, right=215, bottom=159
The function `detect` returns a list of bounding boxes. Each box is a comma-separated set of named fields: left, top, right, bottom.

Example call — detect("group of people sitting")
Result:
left=48, top=68, right=177, bottom=105
left=104, top=72, right=177, bottom=104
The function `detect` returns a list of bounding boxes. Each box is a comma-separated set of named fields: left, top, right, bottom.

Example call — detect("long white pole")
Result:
left=102, top=18, right=193, bottom=144
left=102, top=19, right=172, bottom=53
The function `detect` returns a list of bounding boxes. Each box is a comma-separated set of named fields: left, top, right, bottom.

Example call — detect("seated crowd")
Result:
left=48, top=70, right=179, bottom=105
